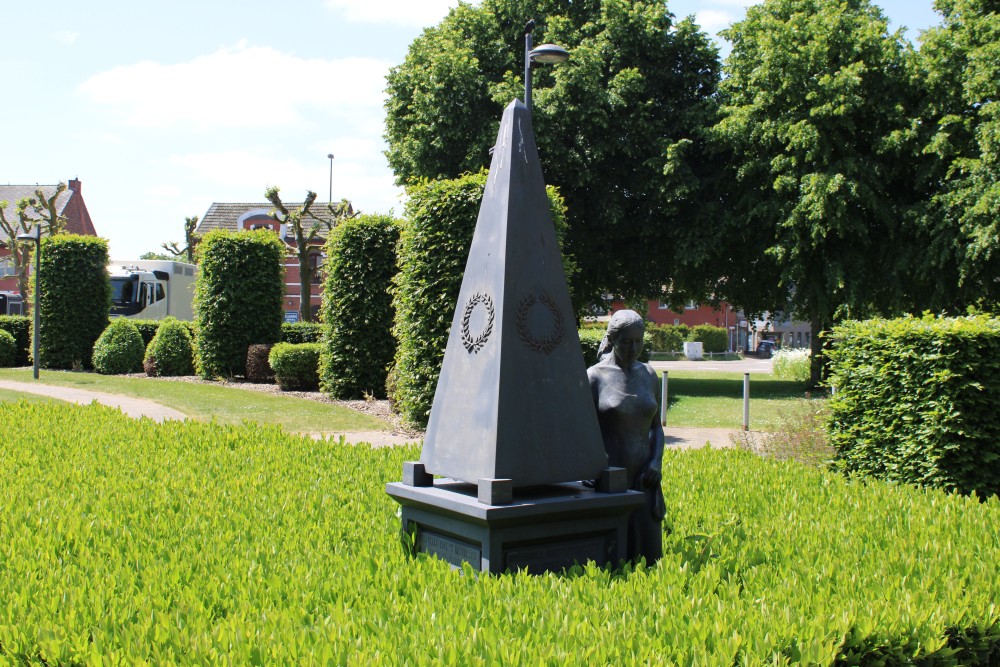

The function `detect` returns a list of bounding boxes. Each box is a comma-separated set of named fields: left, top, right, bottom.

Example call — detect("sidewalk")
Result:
left=0, top=380, right=186, bottom=423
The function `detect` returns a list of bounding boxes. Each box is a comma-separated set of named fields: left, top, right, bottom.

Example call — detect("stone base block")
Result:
left=385, top=479, right=644, bottom=575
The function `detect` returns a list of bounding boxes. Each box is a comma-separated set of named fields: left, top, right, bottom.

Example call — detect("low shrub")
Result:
left=687, top=324, right=728, bottom=353
left=827, top=314, right=1000, bottom=498
left=1, top=401, right=998, bottom=665
left=143, top=316, right=195, bottom=377
left=91, top=318, right=145, bottom=375
left=281, top=321, right=324, bottom=344
left=772, top=347, right=811, bottom=382
left=647, top=323, right=687, bottom=353
left=0, top=315, right=31, bottom=366
left=0, top=329, right=15, bottom=367
left=245, top=343, right=274, bottom=383
left=268, top=342, right=321, bottom=390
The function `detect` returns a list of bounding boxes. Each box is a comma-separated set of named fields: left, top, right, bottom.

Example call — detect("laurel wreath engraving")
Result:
left=516, top=292, right=564, bottom=354
left=461, top=293, right=495, bottom=354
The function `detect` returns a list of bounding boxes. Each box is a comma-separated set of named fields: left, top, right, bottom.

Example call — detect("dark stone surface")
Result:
left=387, top=480, right=644, bottom=574
left=419, top=99, right=608, bottom=488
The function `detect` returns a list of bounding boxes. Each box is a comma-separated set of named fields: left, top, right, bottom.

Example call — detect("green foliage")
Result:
left=687, top=324, right=728, bottom=353
left=707, top=0, right=919, bottom=332
left=91, top=319, right=145, bottom=375
left=646, top=323, right=687, bottom=353
left=268, top=342, right=321, bottom=391
left=321, top=213, right=400, bottom=399
left=0, top=329, right=15, bottom=367
left=2, top=401, right=999, bottom=664
left=193, top=230, right=284, bottom=378
left=36, top=235, right=111, bottom=370
left=390, top=172, right=570, bottom=426
left=0, top=315, right=31, bottom=366
left=914, top=0, right=1000, bottom=308
left=143, top=317, right=195, bottom=377
left=827, top=315, right=1000, bottom=498
left=772, top=348, right=812, bottom=383
left=385, top=0, right=721, bottom=305
left=130, top=319, right=197, bottom=350
left=280, top=321, right=323, bottom=344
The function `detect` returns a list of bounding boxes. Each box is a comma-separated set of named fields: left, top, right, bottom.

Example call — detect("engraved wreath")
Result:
left=461, top=293, right=495, bottom=354
left=516, top=292, right=564, bottom=354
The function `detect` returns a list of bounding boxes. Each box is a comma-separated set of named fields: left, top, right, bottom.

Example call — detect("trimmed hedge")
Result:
left=688, top=324, right=728, bottom=353
left=280, top=321, right=324, bottom=344
left=129, top=319, right=196, bottom=349
left=36, top=235, right=111, bottom=369
left=268, top=342, right=321, bottom=391
left=827, top=315, right=1000, bottom=498
left=391, top=171, right=571, bottom=426
left=91, top=319, right=145, bottom=375
left=245, top=343, right=274, bottom=384
left=647, top=323, right=688, bottom=353
left=143, top=316, right=195, bottom=377
left=1, top=401, right=999, bottom=664
left=194, top=230, right=284, bottom=378
left=321, top=213, right=400, bottom=399
left=0, top=315, right=30, bottom=366
left=0, top=329, right=15, bottom=367
left=579, top=328, right=652, bottom=368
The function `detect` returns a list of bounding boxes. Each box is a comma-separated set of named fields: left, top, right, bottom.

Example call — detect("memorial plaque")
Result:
left=418, top=530, right=482, bottom=568
left=505, top=534, right=614, bottom=573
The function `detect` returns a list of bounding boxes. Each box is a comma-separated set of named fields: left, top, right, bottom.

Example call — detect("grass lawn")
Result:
left=0, top=367, right=390, bottom=433
left=661, top=370, right=823, bottom=430
left=0, top=388, right=57, bottom=406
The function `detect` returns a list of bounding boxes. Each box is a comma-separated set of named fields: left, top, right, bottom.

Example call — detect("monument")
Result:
left=386, top=99, right=644, bottom=574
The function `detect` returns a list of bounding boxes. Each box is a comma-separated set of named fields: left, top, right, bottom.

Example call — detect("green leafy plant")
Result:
left=0, top=329, right=15, bottom=367
left=1, top=401, right=999, bottom=664
left=827, top=314, right=1000, bottom=498
left=143, top=316, right=195, bottom=377
left=0, top=315, right=30, bottom=366
left=647, top=323, right=688, bottom=353
left=772, top=347, right=811, bottom=383
left=91, top=318, right=145, bottom=375
left=36, top=235, right=111, bottom=369
left=687, top=324, right=728, bottom=353
left=321, top=213, right=400, bottom=399
left=280, top=321, right=324, bottom=344
left=193, top=230, right=284, bottom=378
left=268, top=342, right=321, bottom=391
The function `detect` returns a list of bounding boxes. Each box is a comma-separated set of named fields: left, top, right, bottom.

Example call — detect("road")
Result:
left=649, top=356, right=773, bottom=374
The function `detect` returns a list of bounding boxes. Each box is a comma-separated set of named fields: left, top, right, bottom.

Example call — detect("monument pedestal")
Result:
left=386, top=476, right=645, bottom=574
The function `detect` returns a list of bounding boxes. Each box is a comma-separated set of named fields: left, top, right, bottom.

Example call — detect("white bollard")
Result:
left=743, top=372, right=750, bottom=432
left=660, top=370, right=669, bottom=426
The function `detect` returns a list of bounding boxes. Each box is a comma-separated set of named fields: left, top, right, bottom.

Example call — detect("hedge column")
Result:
left=194, top=230, right=284, bottom=378
left=36, top=235, right=111, bottom=370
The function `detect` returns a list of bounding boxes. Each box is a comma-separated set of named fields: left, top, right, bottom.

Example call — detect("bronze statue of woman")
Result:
left=587, top=309, right=665, bottom=564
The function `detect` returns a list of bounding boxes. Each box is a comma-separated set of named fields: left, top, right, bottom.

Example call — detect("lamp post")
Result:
left=16, top=225, right=42, bottom=380
left=523, top=20, right=569, bottom=113
left=327, top=153, right=335, bottom=204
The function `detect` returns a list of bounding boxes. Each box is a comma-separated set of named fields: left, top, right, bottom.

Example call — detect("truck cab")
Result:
left=108, top=261, right=197, bottom=320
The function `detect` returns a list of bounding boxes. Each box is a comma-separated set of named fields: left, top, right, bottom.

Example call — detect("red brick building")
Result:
left=0, top=179, right=98, bottom=297
left=609, top=298, right=746, bottom=351
left=197, top=201, right=352, bottom=321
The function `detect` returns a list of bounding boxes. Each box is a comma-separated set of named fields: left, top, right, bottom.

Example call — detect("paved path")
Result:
left=0, top=380, right=186, bottom=423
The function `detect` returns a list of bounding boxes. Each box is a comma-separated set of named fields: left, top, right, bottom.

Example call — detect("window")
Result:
left=309, top=253, right=323, bottom=284
left=684, top=300, right=697, bottom=310
left=657, top=301, right=669, bottom=310
left=0, top=258, right=14, bottom=278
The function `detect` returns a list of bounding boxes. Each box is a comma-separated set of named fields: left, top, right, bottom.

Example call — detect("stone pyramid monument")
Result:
left=420, top=99, right=608, bottom=488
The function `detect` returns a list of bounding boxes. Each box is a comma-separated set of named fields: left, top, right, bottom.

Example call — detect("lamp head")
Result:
left=528, top=43, right=569, bottom=64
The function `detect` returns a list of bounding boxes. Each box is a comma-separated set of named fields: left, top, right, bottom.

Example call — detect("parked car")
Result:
left=755, top=340, right=777, bottom=358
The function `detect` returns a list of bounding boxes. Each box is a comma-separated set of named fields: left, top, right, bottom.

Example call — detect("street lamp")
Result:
left=16, top=225, right=42, bottom=380
left=327, top=153, right=335, bottom=204
left=523, top=20, right=569, bottom=112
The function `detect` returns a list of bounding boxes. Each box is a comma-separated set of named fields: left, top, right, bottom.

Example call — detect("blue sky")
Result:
left=2, top=0, right=941, bottom=259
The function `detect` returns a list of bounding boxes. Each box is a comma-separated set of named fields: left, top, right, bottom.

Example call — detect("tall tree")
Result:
left=161, top=215, right=201, bottom=264
left=707, top=0, right=918, bottom=384
left=265, top=187, right=353, bottom=323
left=0, top=183, right=68, bottom=302
left=914, top=0, right=1000, bottom=308
left=384, top=0, right=720, bottom=308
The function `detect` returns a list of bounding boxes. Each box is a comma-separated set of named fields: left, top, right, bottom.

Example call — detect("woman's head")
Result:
left=598, top=309, right=645, bottom=365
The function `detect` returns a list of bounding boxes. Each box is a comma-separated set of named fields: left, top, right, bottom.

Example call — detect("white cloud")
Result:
left=695, top=9, right=738, bottom=33
left=78, top=42, right=391, bottom=130
left=324, top=0, right=465, bottom=26
left=53, top=30, right=80, bottom=45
